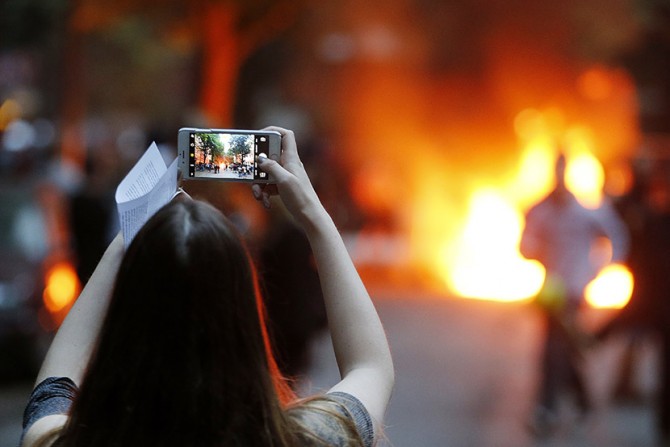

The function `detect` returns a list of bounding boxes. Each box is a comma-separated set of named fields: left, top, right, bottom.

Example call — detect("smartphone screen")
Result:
left=188, top=131, right=270, bottom=181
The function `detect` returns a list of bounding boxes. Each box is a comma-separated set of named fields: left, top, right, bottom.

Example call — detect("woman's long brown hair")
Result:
left=59, top=199, right=299, bottom=446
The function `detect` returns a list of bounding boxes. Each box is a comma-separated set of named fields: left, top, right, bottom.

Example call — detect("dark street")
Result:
left=301, top=290, right=656, bottom=446
left=0, top=289, right=658, bottom=446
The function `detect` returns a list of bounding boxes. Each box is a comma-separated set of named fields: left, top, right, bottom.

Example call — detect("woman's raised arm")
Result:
left=34, top=232, right=124, bottom=386
left=252, top=127, right=394, bottom=425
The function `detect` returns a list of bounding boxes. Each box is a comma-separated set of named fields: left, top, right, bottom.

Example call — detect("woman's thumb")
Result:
left=258, top=156, right=285, bottom=181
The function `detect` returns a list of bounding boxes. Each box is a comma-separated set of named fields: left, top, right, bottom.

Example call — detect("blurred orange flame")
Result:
left=339, top=55, right=637, bottom=310
left=439, top=190, right=545, bottom=301
left=442, top=108, right=629, bottom=308
left=565, top=152, right=604, bottom=209
left=43, top=262, right=80, bottom=314
left=577, top=66, right=615, bottom=101
left=585, top=263, right=633, bottom=309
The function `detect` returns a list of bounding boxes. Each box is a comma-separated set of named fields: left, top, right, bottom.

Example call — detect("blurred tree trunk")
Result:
left=198, top=0, right=299, bottom=126
left=57, top=0, right=300, bottom=156
left=60, top=0, right=87, bottom=168
left=199, top=1, right=240, bottom=126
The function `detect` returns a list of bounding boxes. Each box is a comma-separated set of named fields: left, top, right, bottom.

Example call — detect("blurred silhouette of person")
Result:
left=599, top=160, right=670, bottom=444
left=595, top=161, right=655, bottom=404
left=640, top=164, right=670, bottom=445
left=626, top=160, right=670, bottom=446
left=258, top=207, right=327, bottom=380
left=520, top=152, right=629, bottom=436
left=616, top=4, right=670, bottom=442
left=69, top=148, right=120, bottom=284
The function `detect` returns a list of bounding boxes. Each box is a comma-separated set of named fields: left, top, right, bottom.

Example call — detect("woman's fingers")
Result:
left=251, top=184, right=263, bottom=201
left=251, top=182, right=278, bottom=209
left=257, top=156, right=292, bottom=183
left=254, top=127, right=316, bottom=218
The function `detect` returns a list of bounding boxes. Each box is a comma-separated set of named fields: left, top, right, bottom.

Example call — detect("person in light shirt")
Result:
left=520, top=152, right=629, bottom=436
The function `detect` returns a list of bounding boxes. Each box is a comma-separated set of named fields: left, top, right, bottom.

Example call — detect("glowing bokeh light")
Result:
left=43, top=262, right=80, bottom=313
left=585, top=263, right=634, bottom=309
left=0, top=99, right=21, bottom=131
left=565, top=152, right=605, bottom=209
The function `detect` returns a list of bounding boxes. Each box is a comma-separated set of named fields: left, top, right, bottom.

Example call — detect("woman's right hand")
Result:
left=251, top=127, right=326, bottom=229
left=254, top=129, right=394, bottom=429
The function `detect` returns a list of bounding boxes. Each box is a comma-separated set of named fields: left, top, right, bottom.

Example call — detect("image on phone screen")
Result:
left=188, top=131, right=269, bottom=181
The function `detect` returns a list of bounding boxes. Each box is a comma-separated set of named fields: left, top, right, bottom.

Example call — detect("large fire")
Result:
left=436, top=119, right=635, bottom=308
left=338, top=60, right=638, bottom=309
left=437, top=188, right=545, bottom=302
left=317, top=2, right=642, bottom=309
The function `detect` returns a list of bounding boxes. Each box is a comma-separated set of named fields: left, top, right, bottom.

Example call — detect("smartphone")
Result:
left=178, top=127, right=281, bottom=183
